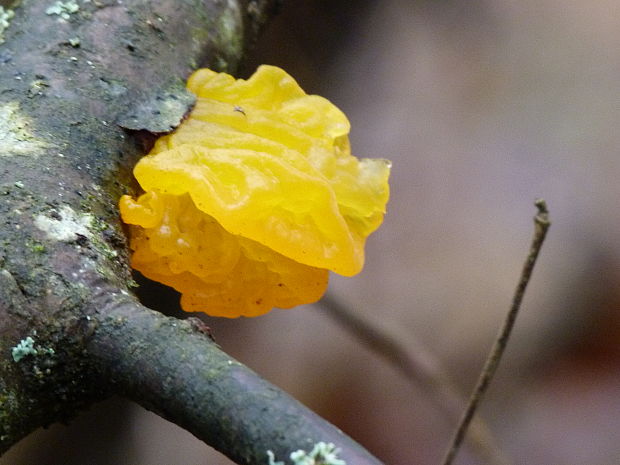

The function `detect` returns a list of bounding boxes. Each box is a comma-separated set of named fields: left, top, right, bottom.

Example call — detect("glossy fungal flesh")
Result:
left=120, top=192, right=328, bottom=317
left=120, top=65, right=390, bottom=317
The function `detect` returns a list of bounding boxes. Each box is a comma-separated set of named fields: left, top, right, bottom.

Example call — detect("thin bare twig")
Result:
left=319, top=299, right=511, bottom=465
left=441, top=199, right=551, bottom=465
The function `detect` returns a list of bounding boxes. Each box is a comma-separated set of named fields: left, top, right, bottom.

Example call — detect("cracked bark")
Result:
left=0, top=1, right=384, bottom=463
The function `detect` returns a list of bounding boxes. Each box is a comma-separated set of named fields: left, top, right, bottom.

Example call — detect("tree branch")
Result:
left=320, top=295, right=511, bottom=465
left=88, top=295, right=382, bottom=465
left=0, top=1, right=384, bottom=463
left=441, top=199, right=551, bottom=465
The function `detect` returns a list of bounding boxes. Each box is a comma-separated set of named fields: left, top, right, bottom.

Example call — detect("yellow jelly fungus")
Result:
left=120, top=65, right=390, bottom=317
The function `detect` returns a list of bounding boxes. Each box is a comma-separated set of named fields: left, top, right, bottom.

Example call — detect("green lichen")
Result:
left=11, top=336, right=56, bottom=364
left=30, top=241, right=46, bottom=253
left=11, top=337, right=37, bottom=362
left=88, top=217, right=119, bottom=260
left=267, top=442, right=346, bottom=465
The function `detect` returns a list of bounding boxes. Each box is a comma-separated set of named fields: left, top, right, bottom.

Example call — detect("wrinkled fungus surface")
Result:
left=120, top=65, right=390, bottom=317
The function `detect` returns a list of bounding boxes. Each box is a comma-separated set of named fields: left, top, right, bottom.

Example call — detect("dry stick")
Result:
left=441, top=199, right=551, bottom=465
left=319, top=300, right=511, bottom=465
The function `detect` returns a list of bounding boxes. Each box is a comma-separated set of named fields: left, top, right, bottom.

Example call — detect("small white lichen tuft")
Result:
left=12, top=337, right=37, bottom=362
left=267, top=442, right=346, bottom=465
left=34, top=205, right=94, bottom=242
left=0, top=102, right=48, bottom=157
left=0, top=6, right=14, bottom=44
left=46, top=1, right=79, bottom=20
left=267, top=451, right=284, bottom=465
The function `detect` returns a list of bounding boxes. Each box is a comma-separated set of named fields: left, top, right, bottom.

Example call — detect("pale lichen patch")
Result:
left=0, top=102, right=48, bottom=157
left=267, top=442, right=346, bottom=465
left=46, top=1, right=79, bottom=21
left=0, top=6, right=14, bottom=44
left=34, top=205, right=94, bottom=242
left=214, top=0, right=243, bottom=70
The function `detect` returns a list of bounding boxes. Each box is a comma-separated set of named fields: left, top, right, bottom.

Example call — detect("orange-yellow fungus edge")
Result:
left=119, top=65, right=391, bottom=318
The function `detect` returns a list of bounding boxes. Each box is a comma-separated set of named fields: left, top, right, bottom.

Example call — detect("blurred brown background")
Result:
left=4, top=0, right=620, bottom=464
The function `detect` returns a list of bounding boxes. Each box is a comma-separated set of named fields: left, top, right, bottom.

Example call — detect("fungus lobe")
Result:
left=120, top=65, right=390, bottom=317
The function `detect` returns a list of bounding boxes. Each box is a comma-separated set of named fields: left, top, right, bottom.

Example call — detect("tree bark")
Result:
left=0, top=1, right=384, bottom=463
